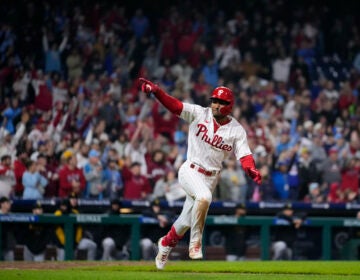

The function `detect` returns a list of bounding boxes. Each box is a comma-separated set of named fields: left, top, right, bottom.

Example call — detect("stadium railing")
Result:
left=1, top=214, right=360, bottom=261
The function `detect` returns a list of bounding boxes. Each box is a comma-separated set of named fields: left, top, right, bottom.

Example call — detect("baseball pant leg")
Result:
left=172, top=194, right=193, bottom=235
left=272, top=241, right=287, bottom=260
left=102, top=237, right=115, bottom=260
left=140, top=238, right=155, bottom=260
left=34, top=253, right=45, bottom=262
left=56, top=248, right=65, bottom=261
left=23, top=246, right=34, bottom=261
left=78, top=238, right=97, bottom=260
left=177, top=161, right=216, bottom=250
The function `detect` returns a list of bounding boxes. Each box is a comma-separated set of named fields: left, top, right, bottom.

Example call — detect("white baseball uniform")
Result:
left=172, top=103, right=252, bottom=250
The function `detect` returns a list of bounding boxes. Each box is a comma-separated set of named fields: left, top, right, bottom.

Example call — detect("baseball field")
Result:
left=0, top=261, right=359, bottom=280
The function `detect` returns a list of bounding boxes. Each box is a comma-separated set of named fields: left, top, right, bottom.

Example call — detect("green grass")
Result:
left=1, top=261, right=360, bottom=280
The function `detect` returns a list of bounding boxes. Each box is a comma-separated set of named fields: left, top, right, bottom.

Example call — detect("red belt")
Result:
left=190, top=163, right=217, bottom=177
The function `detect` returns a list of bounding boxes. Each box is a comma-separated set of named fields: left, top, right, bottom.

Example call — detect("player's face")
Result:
left=211, top=98, right=229, bottom=118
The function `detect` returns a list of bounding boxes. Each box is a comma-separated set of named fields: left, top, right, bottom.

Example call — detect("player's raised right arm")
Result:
left=137, top=77, right=183, bottom=115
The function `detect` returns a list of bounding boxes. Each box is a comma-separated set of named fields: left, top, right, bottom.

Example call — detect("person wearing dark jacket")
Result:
left=0, top=196, right=16, bottom=261
left=225, top=203, right=248, bottom=261
left=23, top=202, right=52, bottom=261
left=101, top=199, right=130, bottom=260
left=296, top=147, right=321, bottom=200
left=271, top=203, right=306, bottom=260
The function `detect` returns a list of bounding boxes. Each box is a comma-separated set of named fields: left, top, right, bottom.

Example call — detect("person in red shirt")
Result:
left=151, top=102, right=179, bottom=144
left=13, top=148, right=28, bottom=197
left=122, top=161, right=152, bottom=200
left=146, top=149, right=173, bottom=188
left=340, top=157, right=360, bottom=202
left=58, top=151, right=86, bottom=198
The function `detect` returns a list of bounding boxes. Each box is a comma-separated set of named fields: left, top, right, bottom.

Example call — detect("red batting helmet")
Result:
left=210, top=86, right=234, bottom=115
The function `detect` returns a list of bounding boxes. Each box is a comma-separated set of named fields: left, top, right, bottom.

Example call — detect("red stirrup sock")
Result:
left=161, top=226, right=183, bottom=247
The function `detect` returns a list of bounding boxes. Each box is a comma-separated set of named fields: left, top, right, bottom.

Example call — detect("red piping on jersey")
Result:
left=154, top=88, right=183, bottom=115
left=213, top=118, right=231, bottom=133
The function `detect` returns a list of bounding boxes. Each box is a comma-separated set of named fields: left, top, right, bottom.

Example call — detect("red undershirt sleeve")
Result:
left=239, top=154, right=256, bottom=171
left=153, top=88, right=183, bottom=115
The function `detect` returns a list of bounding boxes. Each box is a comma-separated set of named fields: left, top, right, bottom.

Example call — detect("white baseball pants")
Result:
left=173, top=160, right=219, bottom=249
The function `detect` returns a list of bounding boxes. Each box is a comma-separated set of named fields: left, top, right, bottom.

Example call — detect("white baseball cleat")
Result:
left=155, top=237, right=172, bottom=270
left=189, top=245, right=203, bottom=259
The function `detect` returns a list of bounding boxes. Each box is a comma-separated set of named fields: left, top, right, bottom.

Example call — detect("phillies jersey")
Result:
left=180, top=103, right=251, bottom=171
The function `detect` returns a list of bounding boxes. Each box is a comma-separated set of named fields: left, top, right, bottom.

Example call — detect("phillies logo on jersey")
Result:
left=195, top=124, right=232, bottom=151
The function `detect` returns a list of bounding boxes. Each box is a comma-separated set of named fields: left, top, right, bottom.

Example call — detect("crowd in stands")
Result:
left=1, top=0, right=360, bottom=205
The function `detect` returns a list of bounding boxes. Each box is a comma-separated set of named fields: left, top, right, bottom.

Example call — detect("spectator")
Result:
left=101, top=198, right=130, bottom=260
left=83, top=149, right=105, bottom=199
left=130, top=9, right=149, bottom=39
left=112, top=52, right=132, bottom=85
left=191, top=73, right=212, bottom=107
left=271, top=158, right=290, bottom=201
left=65, top=47, right=83, bottom=80
left=102, top=158, right=123, bottom=200
left=202, top=58, right=219, bottom=88
left=112, top=133, right=129, bottom=159
left=97, top=94, right=120, bottom=134
left=58, top=151, right=86, bottom=198
left=0, top=111, right=28, bottom=160
left=319, top=147, right=342, bottom=191
left=170, top=57, right=193, bottom=92
left=296, top=147, right=321, bottom=201
left=327, top=182, right=344, bottom=203
left=22, top=159, right=48, bottom=200
left=37, top=153, right=59, bottom=198
left=275, top=131, right=292, bottom=156
left=122, top=161, right=152, bottom=200
left=0, top=196, right=16, bottom=261
left=151, top=102, right=179, bottom=144
left=22, top=202, right=52, bottom=261
left=84, top=50, right=105, bottom=78
left=13, top=147, right=29, bottom=197
left=124, top=122, right=149, bottom=175
left=218, top=157, right=248, bottom=203
left=76, top=143, right=90, bottom=169
left=272, top=204, right=306, bottom=260
left=30, top=70, right=52, bottom=112
left=84, top=73, right=101, bottom=94
left=340, top=158, right=360, bottom=202
left=1, top=97, right=21, bottom=135
left=272, top=49, right=292, bottom=85
left=52, top=80, right=69, bottom=106
left=239, top=52, right=267, bottom=80
left=304, top=182, right=325, bottom=203
left=310, top=134, right=328, bottom=169
left=146, top=149, right=173, bottom=188
left=0, top=155, right=15, bottom=198
left=215, top=39, right=241, bottom=73
left=107, top=75, right=122, bottom=103
left=42, top=27, right=68, bottom=75
left=152, top=169, right=186, bottom=202
left=27, top=118, right=53, bottom=151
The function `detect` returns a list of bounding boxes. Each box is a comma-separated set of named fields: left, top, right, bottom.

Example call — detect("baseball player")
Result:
left=138, top=77, right=262, bottom=269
